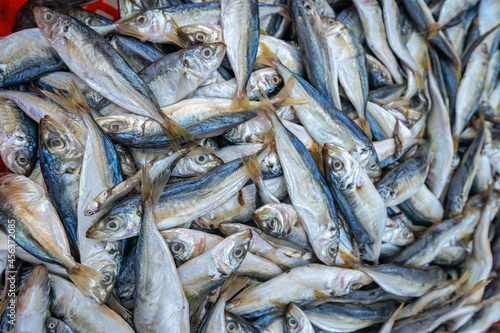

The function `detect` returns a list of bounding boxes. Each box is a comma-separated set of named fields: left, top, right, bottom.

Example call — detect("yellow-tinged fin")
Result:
left=140, top=162, right=168, bottom=211
left=220, top=276, right=251, bottom=302
left=452, top=135, right=459, bottom=154
left=427, top=22, right=441, bottom=39
left=259, top=29, right=269, bottom=36
left=242, top=153, right=263, bottom=185
left=42, top=80, right=91, bottom=118
left=160, top=115, right=193, bottom=152
left=256, top=42, right=281, bottom=67
left=106, top=293, right=132, bottom=319
left=231, top=89, right=253, bottom=112
left=358, top=117, right=373, bottom=140
left=277, top=4, right=291, bottom=20
left=338, top=248, right=361, bottom=268
left=257, top=87, right=279, bottom=121
left=165, top=18, right=189, bottom=48
left=271, top=76, right=308, bottom=107
left=67, top=263, right=107, bottom=304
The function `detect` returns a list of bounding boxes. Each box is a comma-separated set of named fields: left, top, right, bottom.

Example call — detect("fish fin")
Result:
left=338, top=248, right=361, bottom=268
left=427, top=23, right=441, bottom=39
left=67, top=263, right=107, bottom=304
left=358, top=117, right=373, bottom=140
left=379, top=302, right=406, bottom=333
left=106, top=294, right=132, bottom=319
left=271, top=76, right=308, bottom=107
left=141, top=162, right=168, bottom=210
left=220, top=276, right=250, bottom=301
left=259, top=29, right=269, bottom=36
left=393, top=119, right=404, bottom=159
left=231, top=90, right=253, bottom=111
left=256, top=42, right=280, bottom=67
left=166, top=18, right=189, bottom=48
left=242, top=153, right=263, bottom=185
left=277, top=4, right=291, bottom=20
left=160, top=116, right=193, bottom=152
left=42, top=80, right=90, bottom=118
left=452, top=135, right=459, bottom=154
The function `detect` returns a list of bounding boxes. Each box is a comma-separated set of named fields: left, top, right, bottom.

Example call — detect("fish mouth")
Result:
left=115, top=24, right=149, bottom=42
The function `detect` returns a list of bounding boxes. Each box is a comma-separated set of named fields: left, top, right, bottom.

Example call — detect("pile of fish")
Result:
left=0, top=0, right=500, bottom=331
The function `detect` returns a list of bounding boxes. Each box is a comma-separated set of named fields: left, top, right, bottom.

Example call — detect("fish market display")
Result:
left=0, top=0, right=499, bottom=332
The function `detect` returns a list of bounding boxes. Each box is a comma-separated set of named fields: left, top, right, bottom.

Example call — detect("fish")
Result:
left=0, top=98, right=37, bottom=175
left=34, top=6, right=191, bottom=150
left=134, top=165, right=189, bottom=332
left=226, top=264, right=372, bottom=318
left=220, top=0, right=259, bottom=109
left=0, top=174, right=107, bottom=303
left=285, top=303, right=314, bottom=333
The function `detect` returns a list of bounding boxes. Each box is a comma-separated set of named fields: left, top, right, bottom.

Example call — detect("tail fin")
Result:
left=452, top=135, right=459, bottom=154
left=165, top=18, right=189, bottom=48
left=379, top=302, right=406, bottom=333
left=160, top=115, right=193, bottom=152
left=358, top=117, right=373, bottom=140
left=427, top=22, right=441, bottom=39
left=141, top=162, right=168, bottom=211
left=338, top=248, right=361, bottom=268
left=231, top=89, right=253, bottom=111
left=67, top=263, right=107, bottom=304
left=106, top=293, right=132, bottom=319
left=42, top=80, right=90, bottom=118
left=256, top=42, right=280, bottom=67
left=242, top=153, right=263, bottom=185
left=277, top=4, right=291, bottom=20
left=271, top=76, right=308, bottom=107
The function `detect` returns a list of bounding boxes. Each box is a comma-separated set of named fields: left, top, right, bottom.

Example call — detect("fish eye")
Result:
left=136, top=15, right=146, bottom=24
left=183, top=59, right=190, bottom=67
left=271, top=74, right=281, bottom=86
left=226, top=320, right=238, bottom=332
left=49, top=137, right=64, bottom=149
left=103, top=273, right=113, bottom=283
left=287, top=316, right=298, bottom=329
left=106, top=220, right=119, bottom=231
left=170, top=242, right=185, bottom=254
left=85, top=17, right=94, bottom=26
left=304, top=3, right=311, bottom=10
left=196, top=32, right=206, bottom=42
left=196, top=155, right=206, bottom=163
left=233, top=245, right=245, bottom=259
left=328, top=246, right=336, bottom=255
left=47, top=322, right=56, bottom=329
left=202, top=47, right=213, bottom=58
left=44, top=11, right=53, bottom=21
left=268, top=218, right=278, bottom=230
left=333, top=160, right=343, bottom=171
left=15, top=154, right=29, bottom=166
left=370, top=163, right=378, bottom=170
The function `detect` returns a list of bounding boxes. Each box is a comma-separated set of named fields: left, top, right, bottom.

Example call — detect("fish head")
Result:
left=212, top=230, right=252, bottom=276
left=376, top=184, right=397, bottom=206
left=291, top=0, right=319, bottom=20
left=173, top=152, right=223, bottom=177
left=45, top=318, right=71, bottom=333
left=181, top=43, right=227, bottom=80
left=1, top=138, right=35, bottom=175
left=84, top=242, right=121, bottom=292
left=96, top=115, right=144, bottom=139
left=359, top=146, right=381, bottom=178
left=115, top=11, right=158, bottom=42
left=39, top=116, right=83, bottom=174
left=320, top=16, right=344, bottom=34
left=323, top=143, right=359, bottom=190
left=33, top=6, right=72, bottom=45
left=178, top=24, right=223, bottom=45
left=253, top=203, right=295, bottom=238
left=328, top=268, right=373, bottom=296
left=285, top=303, right=309, bottom=333
left=313, top=224, right=340, bottom=266
left=261, top=150, right=282, bottom=176
left=224, top=311, right=258, bottom=333
left=66, top=7, right=111, bottom=27
left=250, top=68, right=282, bottom=93
left=162, top=229, right=204, bottom=262
left=86, top=200, right=141, bottom=241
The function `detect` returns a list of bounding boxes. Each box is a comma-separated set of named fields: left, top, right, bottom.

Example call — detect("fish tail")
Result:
left=452, top=135, right=459, bottom=154
left=231, top=89, right=253, bottom=111
left=106, top=294, right=132, bottom=319
left=381, top=302, right=406, bottom=332
left=427, top=23, right=441, bottom=39
left=272, top=76, right=308, bottom=107
left=141, top=163, right=168, bottom=210
left=277, top=4, right=291, bottom=20
left=166, top=18, right=189, bottom=48
left=256, top=42, right=280, bottom=67
left=242, top=153, right=263, bottom=185
left=358, top=117, right=373, bottom=139
left=67, top=263, right=107, bottom=304
left=160, top=116, right=193, bottom=152
left=220, top=276, right=250, bottom=301
left=338, top=248, right=361, bottom=268
left=42, top=79, right=91, bottom=118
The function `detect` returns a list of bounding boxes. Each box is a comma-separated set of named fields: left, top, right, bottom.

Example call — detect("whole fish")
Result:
left=0, top=98, right=37, bottom=175
left=34, top=6, right=191, bottom=150
left=323, top=144, right=386, bottom=263
left=220, top=0, right=259, bottom=109
left=0, top=174, right=107, bottom=303
left=226, top=264, right=372, bottom=317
